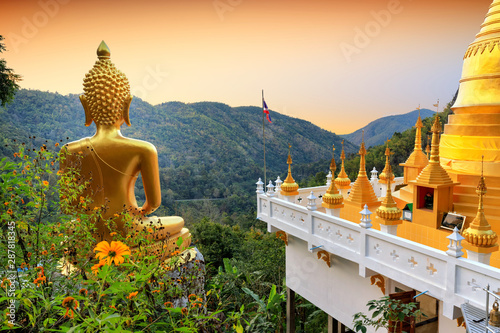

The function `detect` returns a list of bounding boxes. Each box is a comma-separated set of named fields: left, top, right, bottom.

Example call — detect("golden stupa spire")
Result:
left=425, top=134, right=431, bottom=160
left=346, top=131, right=379, bottom=206
left=376, top=148, right=402, bottom=223
left=322, top=144, right=344, bottom=209
left=401, top=106, right=428, bottom=168
left=414, top=113, right=454, bottom=185
left=335, top=140, right=351, bottom=189
left=463, top=157, right=498, bottom=249
left=379, top=140, right=395, bottom=183
left=280, top=144, right=299, bottom=196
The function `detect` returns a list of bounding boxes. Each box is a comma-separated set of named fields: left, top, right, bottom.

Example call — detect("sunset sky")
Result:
left=1, top=0, right=494, bottom=134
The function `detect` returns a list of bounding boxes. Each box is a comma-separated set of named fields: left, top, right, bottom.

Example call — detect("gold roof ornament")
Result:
left=401, top=107, right=428, bottom=168
left=463, top=157, right=498, bottom=249
left=322, top=144, right=344, bottom=209
left=335, top=140, right=351, bottom=189
left=376, top=148, right=402, bottom=224
left=425, top=135, right=431, bottom=160
left=413, top=114, right=454, bottom=186
left=379, top=140, right=395, bottom=183
left=347, top=131, right=379, bottom=205
left=280, top=144, right=299, bottom=196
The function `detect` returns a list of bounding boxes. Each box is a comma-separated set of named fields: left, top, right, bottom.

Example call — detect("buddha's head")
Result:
left=81, top=41, right=132, bottom=127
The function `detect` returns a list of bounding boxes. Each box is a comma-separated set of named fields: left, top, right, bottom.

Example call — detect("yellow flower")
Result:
left=94, top=241, right=131, bottom=266
left=42, top=181, right=49, bottom=186
left=127, top=291, right=138, bottom=300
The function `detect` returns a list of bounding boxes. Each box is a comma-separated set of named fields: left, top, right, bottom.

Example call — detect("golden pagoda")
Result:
left=409, top=114, right=459, bottom=228
left=335, top=140, right=351, bottom=198
left=463, top=159, right=499, bottom=259
left=439, top=1, right=500, bottom=261
left=341, top=132, right=380, bottom=222
left=280, top=144, right=299, bottom=197
left=322, top=144, right=344, bottom=211
left=400, top=108, right=429, bottom=184
left=376, top=149, right=402, bottom=233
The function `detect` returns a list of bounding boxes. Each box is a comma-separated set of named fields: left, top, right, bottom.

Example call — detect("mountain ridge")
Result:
left=340, top=108, right=435, bottom=148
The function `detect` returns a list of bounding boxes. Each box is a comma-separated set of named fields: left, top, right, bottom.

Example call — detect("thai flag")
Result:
left=263, top=99, right=272, bottom=123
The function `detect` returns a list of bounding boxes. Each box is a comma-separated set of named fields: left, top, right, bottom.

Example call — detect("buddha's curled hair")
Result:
left=82, top=58, right=130, bottom=125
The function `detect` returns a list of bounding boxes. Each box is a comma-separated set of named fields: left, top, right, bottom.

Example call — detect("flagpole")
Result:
left=262, top=89, right=267, bottom=190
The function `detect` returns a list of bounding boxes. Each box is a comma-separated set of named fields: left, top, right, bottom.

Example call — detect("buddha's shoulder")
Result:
left=120, top=137, right=157, bottom=154
left=62, top=138, right=89, bottom=153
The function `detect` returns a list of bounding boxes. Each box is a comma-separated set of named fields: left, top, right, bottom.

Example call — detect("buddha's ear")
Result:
left=123, top=95, right=132, bottom=126
left=80, top=95, right=93, bottom=127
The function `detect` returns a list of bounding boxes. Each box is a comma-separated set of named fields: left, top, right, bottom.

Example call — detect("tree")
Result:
left=0, top=35, right=22, bottom=107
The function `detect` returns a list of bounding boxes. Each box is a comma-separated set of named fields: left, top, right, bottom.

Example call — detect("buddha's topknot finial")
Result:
left=97, top=40, right=111, bottom=59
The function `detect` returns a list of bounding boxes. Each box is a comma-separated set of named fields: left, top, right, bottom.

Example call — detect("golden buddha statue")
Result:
left=60, top=41, right=190, bottom=252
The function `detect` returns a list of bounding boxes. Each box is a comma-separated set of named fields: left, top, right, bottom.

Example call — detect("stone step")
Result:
left=455, top=174, right=500, bottom=187
left=453, top=202, right=500, bottom=217
left=453, top=192, right=500, bottom=205
left=453, top=185, right=500, bottom=197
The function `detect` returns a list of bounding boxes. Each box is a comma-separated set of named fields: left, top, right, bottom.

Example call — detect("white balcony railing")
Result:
left=257, top=191, right=500, bottom=320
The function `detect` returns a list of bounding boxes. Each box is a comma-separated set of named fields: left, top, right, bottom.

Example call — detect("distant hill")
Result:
left=340, top=109, right=435, bottom=148
left=0, top=89, right=357, bottom=215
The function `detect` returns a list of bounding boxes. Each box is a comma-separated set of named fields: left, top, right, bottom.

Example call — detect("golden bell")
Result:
left=489, top=300, right=500, bottom=327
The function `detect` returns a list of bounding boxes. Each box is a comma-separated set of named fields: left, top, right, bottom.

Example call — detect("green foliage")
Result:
left=352, top=296, right=423, bottom=333
left=0, top=35, right=21, bottom=107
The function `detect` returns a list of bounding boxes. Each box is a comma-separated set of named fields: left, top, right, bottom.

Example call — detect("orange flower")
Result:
left=12, top=170, right=16, bottom=175
left=55, top=142, right=59, bottom=147
left=21, top=198, right=24, bottom=204
left=147, top=228, right=153, bottom=233
left=1, top=278, right=11, bottom=289
left=94, top=241, right=131, bottom=266
left=79, top=288, right=88, bottom=296
left=109, top=305, right=116, bottom=309
left=181, top=307, right=188, bottom=315
left=127, top=291, right=138, bottom=300
left=41, top=250, right=48, bottom=255
left=62, top=297, right=78, bottom=318
left=91, top=260, right=106, bottom=275
left=164, top=301, right=173, bottom=308
left=7, top=209, right=13, bottom=215
left=113, top=213, right=120, bottom=217
left=34, top=274, right=46, bottom=287
left=42, top=181, right=49, bottom=186
left=109, top=232, right=117, bottom=237
left=3, top=202, right=8, bottom=206
left=188, top=294, right=197, bottom=302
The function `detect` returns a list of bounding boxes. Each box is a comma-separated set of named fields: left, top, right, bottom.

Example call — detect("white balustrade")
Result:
left=256, top=182, right=500, bottom=320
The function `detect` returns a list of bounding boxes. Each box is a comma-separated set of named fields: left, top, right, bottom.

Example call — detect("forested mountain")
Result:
left=341, top=108, right=435, bottom=148
left=0, top=89, right=357, bottom=218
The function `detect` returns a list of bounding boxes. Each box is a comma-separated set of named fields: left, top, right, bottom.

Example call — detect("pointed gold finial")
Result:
left=330, top=144, right=336, bottom=173
left=281, top=144, right=299, bottom=196
left=425, top=134, right=431, bottom=159
left=379, top=139, right=394, bottom=183
left=323, top=143, right=343, bottom=209
left=97, top=40, right=111, bottom=59
left=463, top=154, right=498, bottom=250
left=377, top=145, right=402, bottom=224
left=335, top=140, right=351, bottom=189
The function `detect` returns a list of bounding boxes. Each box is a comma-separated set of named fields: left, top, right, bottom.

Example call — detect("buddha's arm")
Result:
left=139, top=144, right=162, bottom=216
